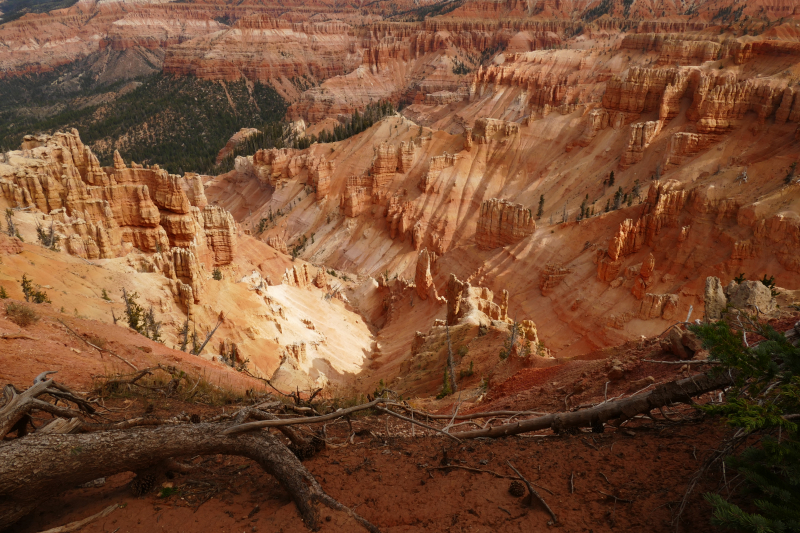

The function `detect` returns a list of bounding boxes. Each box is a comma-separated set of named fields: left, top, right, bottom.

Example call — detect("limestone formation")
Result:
left=446, top=273, right=511, bottom=326
left=476, top=199, right=535, bottom=250
left=371, top=141, right=398, bottom=190
left=539, top=264, right=573, bottom=296
left=0, top=130, right=237, bottom=270
left=703, top=276, right=727, bottom=320
left=282, top=264, right=313, bottom=289
left=728, top=281, right=776, bottom=315
left=638, top=293, right=679, bottom=320
left=632, top=253, right=655, bottom=300
left=267, top=236, right=289, bottom=255
left=398, top=141, right=416, bottom=173
left=414, top=248, right=436, bottom=300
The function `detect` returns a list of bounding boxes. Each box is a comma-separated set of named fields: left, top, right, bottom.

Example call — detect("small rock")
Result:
left=628, top=376, right=654, bottom=391
left=608, top=366, right=625, bottom=380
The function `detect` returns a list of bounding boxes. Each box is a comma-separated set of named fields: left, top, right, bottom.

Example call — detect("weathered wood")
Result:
left=449, top=371, right=733, bottom=439
left=222, top=397, right=385, bottom=435
left=0, top=422, right=379, bottom=532
left=0, top=379, right=56, bottom=437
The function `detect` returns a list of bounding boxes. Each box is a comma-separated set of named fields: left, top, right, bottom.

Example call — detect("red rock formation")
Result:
left=371, top=141, right=399, bottom=190
left=398, top=141, right=417, bottom=173
left=343, top=176, right=373, bottom=218
left=313, top=269, right=328, bottom=290
left=0, top=234, right=23, bottom=255
left=539, top=264, right=573, bottom=296
left=476, top=199, right=536, bottom=250
left=202, top=206, right=237, bottom=265
left=282, top=264, right=313, bottom=288
left=445, top=273, right=510, bottom=326
left=414, top=248, right=437, bottom=300
left=638, top=293, right=679, bottom=320
left=621, top=33, right=722, bottom=66
left=0, top=130, right=237, bottom=271
left=267, top=236, right=288, bottom=255
left=308, top=156, right=334, bottom=200
left=170, top=247, right=205, bottom=304
left=163, top=16, right=360, bottom=83
left=473, top=118, right=520, bottom=142
left=631, top=253, right=655, bottom=300
left=620, top=121, right=661, bottom=168
left=664, top=132, right=717, bottom=168
left=418, top=152, right=457, bottom=194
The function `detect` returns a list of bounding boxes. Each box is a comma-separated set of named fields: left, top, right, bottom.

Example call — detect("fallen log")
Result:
left=0, top=380, right=379, bottom=533
left=36, top=503, right=119, bottom=533
left=0, top=422, right=379, bottom=532
left=449, top=371, right=733, bottom=439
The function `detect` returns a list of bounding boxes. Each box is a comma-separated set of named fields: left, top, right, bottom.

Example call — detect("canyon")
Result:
left=3, top=1, right=800, bottom=531
left=1, top=0, right=800, bottom=396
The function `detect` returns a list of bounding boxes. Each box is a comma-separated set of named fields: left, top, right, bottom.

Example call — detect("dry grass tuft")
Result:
left=5, top=302, right=39, bottom=327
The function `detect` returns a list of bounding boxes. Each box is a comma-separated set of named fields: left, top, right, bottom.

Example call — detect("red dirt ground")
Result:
left=0, top=299, right=262, bottom=393
left=6, top=308, right=785, bottom=533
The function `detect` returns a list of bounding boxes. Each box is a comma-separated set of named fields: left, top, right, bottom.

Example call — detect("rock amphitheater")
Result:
left=2, top=0, right=800, bottom=531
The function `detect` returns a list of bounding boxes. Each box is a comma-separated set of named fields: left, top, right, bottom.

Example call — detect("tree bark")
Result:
left=0, top=422, right=379, bottom=532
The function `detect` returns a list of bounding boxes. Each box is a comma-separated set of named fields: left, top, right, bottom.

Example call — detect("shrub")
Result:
left=0, top=286, right=7, bottom=299
left=101, top=288, right=111, bottom=301
left=20, top=274, right=50, bottom=303
left=35, top=220, right=60, bottom=251
left=459, top=360, right=474, bottom=379
left=212, top=268, right=223, bottom=281
left=457, top=345, right=469, bottom=359
left=5, top=302, right=39, bottom=327
left=122, top=289, right=162, bottom=342
left=86, top=333, right=107, bottom=349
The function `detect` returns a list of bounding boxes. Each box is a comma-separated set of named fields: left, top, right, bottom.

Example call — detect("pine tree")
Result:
left=613, top=187, right=623, bottom=210
left=608, top=171, right=615, bottom=187
left=690, top=320, right=800, bottom=533
left=436, top=366, right=453, bottom=399
left=537, top=195, right=545, bottom=218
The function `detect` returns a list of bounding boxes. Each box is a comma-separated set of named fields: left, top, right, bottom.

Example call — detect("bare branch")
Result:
left=58, top=319, right=137, bottom=370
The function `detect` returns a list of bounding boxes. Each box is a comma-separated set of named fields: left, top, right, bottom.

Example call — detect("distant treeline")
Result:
left=294, top=100, right=397, bottom=149
left=0, top=72, right=289, bottom=175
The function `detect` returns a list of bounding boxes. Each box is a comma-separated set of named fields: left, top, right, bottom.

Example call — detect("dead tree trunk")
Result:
left=450, top=371, right=733, bottom=439
left=0, top=422, right=378, bottom=532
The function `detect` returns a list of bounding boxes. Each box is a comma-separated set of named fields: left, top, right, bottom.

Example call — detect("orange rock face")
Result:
left=476, top=199, right=536, bottom=250
left=163, top=16, right=361, bottom=83
left=0, top=130, right=237, bottom=277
